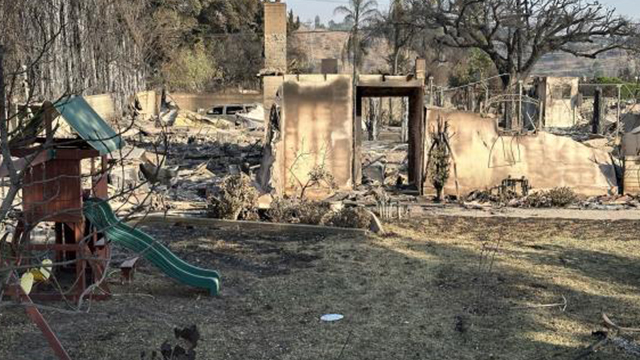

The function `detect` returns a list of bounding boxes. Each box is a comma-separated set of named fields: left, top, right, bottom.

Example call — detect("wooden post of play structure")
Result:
left=593, top=87, right=603, bottom=134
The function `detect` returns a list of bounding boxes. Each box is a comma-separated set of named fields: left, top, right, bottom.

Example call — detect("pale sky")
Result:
left=286, top=0, right=640, bottom=25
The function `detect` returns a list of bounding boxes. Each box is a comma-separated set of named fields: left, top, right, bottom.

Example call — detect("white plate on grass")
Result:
left=320, top=314, right=344, bottom=322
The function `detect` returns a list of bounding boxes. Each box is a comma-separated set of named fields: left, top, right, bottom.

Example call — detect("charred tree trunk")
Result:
left=593, top=87, right=603, bottom=134
left=2, top=0, right=147, bottom=115
left=367, top=97, right=380, bottom=141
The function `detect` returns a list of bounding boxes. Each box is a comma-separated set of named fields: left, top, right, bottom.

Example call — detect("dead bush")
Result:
left=467, top=188, right=520, bottom=204
left=546, top=187, right=578, bottom=206
left=326, top=207, right=372, bottom=229
left=267, top=197, right=331, bottom=225
left=297, top=164, right=337, bottom=199
left=297, top=200, right=332, bottom=225
left=523, top=187, right=577, bottom=208
left=427, top=117, right=451, bottom=202
left=207, top=174, right=258, bottom=220
left=266, top=197, right=297, bottom=223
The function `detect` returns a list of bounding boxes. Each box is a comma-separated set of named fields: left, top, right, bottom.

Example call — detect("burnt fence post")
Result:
left=592, top=87, right=602, bottom=134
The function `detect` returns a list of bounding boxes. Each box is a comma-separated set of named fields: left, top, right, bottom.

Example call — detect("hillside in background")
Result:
left=290, top=30, right=391, bottom=74
left=290, top=29, right=632, bottom=80
left=534, top=49, right=633, bottom=78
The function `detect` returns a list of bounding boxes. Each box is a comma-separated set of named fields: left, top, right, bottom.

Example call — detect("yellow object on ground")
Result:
left=20, top=272, right=34, bottom=295
left=18, top=259, right=53, bottom=294
left=32, top=259, right=53, bottom=281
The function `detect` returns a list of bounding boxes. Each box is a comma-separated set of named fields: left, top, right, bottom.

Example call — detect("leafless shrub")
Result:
left=326, top=207, right=372, bottom=229
left=207, top=174, right=258, bottom=220
left=287, top=141, right=337, bottom=199
left=471, top=232, right=504, bottom=315
left=297, top=164, right=337, bottom=199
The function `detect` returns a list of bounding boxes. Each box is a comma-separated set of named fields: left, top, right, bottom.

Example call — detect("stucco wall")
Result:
left=136, top=90, right=159, bottom=119
left=85, top=94, right=116, bottom=121
left=170, top=92, right=262, bottom=112
left=624, top=156, right=640, bottom=194
left=85, top=91, right=161, bottom=121
left=622, top=126, right=640, bottom=157
left=540, top=77, right=579, bottom=128
left=277, top=74, right=353, bottom=196
left=426, top=109, right=617, bottom=197
left=263, top=76, right=284, bottom=123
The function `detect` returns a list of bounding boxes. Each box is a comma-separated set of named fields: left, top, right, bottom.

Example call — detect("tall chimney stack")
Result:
left=264, top=1, right=287, bottom=73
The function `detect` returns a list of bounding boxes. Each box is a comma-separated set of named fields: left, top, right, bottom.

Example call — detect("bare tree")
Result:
left=334, top=0, right=381, bottom=77
left=0, top=0, right=169, bottom=316
left=374, top=0, right=417, bottom=75
left=410, top=0, right=636, bottom=90
left=371, top=0, right=418, bottom=141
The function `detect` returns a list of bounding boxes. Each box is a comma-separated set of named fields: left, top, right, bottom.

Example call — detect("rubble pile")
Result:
left=108, top=109, right=264, bottom=213
left=175, top=110, right=231, bottom=128
left=467, top=186, right=640, bottom=210
left=467, top=186, right=577, bottom=208
left=580, top=194, right=640, bottom=210
left=106, top=110, right=640, bottom=224
left=361, top=138, right=408, bottom=186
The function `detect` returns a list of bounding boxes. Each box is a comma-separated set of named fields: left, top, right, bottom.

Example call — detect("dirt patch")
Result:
left=2, top=216, right=640, bottom=359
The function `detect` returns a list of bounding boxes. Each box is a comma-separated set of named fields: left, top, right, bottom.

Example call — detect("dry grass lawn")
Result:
left=2, top=215, right=640, bottom=359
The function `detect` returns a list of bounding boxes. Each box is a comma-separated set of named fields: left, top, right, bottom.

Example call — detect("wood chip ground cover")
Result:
left=1, top=216, right=640, bottom=359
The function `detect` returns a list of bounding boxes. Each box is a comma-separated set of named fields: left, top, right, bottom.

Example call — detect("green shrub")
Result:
left=162, top=44, right=218, bottom=92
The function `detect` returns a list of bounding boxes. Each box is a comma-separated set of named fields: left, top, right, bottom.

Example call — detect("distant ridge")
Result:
left=290, top=30, right=632, bottom=78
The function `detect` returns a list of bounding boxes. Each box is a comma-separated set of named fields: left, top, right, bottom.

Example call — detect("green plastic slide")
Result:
left=83, top=198, right=220, bottom=295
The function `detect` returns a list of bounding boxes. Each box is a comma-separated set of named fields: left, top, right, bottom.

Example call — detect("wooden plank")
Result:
left=92, top=155, right=108, bottom=199
left=12, top=147, right=99, bottom=159
left=0, top=150, right=53, bottom=178
left=120, top=257, right=139, bottom=269
left=26, top=244, right=83, bottom=251
left=23, top=159, right=83, bottom=224
left=4, top=269, right=72, bottom=360
left=23, top=211, right=83, bottom=223
left=53, top=148, right=100, bottom=160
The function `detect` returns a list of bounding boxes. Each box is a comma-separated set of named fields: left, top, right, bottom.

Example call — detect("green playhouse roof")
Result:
left=54, top=96, right=124, bottom=154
